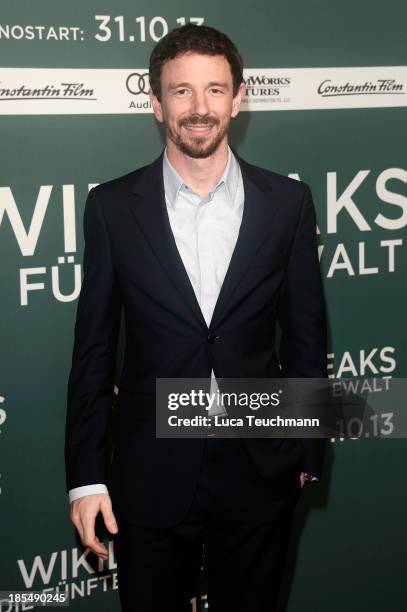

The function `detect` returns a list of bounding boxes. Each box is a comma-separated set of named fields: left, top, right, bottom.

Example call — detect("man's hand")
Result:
left=300, top=472, right=306, bottom=488
left=69, top=493, right=118, bottom=559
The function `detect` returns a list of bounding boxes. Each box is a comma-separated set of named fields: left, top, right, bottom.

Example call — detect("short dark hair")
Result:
left=149, top=24, right=244, bottom=101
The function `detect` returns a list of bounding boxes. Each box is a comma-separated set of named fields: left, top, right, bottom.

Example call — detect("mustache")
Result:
left=180, top=115, right=220, bottom=127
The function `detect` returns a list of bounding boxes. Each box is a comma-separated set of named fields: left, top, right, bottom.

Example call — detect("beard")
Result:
left=166, top=113, right=230, bottom=159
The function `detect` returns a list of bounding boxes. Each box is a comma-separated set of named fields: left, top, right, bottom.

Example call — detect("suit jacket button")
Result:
left=207, top=333, right=221, bottom=344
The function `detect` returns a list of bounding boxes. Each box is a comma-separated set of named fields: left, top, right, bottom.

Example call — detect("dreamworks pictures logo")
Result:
left=243, top=74, right=291, bottom=104
left=126, top=71, right=152, bottom=110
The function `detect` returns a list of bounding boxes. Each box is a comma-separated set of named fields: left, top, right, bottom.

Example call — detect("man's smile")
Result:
left=184, top=124, right=214, bottom=134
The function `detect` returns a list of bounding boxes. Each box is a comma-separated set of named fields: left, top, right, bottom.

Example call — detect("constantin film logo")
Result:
left=126, top=71, right=151, bottom=110
left=318, top=77, right=406, bottom=98
left=243, top=74, right=291, bottom=104
left=0, top=80, right=96, bottom=101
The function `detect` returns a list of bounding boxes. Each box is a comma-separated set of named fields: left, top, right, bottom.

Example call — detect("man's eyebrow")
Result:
left=167, top=82, right=192, bottom=91
left=207, top=81, right=230, bottom=89
left=167, top=81, right=230, bottom=91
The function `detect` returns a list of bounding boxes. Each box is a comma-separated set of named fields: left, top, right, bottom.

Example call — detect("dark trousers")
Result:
left=114, top=436, right=301, bottom=612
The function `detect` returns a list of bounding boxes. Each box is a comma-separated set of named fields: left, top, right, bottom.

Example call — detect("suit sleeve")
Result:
left=65, top=187, right=122, bottom=492
left=277, top=183, right=328, bottom=479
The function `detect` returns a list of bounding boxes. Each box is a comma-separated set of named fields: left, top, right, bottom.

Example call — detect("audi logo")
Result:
left=126, top=72, right=150, bottom=95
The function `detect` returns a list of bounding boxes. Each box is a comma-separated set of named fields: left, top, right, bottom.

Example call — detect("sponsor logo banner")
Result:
left=0, top=66, right=406, bottom=115
left=242, top=66, right=407, bottom=111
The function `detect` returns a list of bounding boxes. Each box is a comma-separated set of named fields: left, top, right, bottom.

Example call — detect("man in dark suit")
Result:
left=65, top=24, right=327, bottom=612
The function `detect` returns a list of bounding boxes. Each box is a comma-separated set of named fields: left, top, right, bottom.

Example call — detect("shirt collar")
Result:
left=163, top=146, right=240, bottom=210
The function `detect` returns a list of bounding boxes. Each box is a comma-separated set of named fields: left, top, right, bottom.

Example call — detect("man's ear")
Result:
left=231, top=81, right=246, bottom=118
left=149, top=90, right=164, bottom=123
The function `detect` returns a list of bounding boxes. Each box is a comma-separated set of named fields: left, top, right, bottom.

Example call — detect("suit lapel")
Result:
left=128, top=151, right=279, bottom=333
left=208, top=155, right=278, bottom=330
left=129, top=153, right=209, bottom=332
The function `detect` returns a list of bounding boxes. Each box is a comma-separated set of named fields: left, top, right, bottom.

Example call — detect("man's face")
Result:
left=150, top=52, right=245, bottom=159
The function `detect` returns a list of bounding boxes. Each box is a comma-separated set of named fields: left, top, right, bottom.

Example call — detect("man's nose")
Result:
left=191, top=91, right=210, bottom=116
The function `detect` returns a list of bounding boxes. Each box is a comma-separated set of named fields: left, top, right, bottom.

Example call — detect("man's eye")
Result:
left=210, top=88, right=223, bottom=94
left=176, top=89, right=188, bottom=96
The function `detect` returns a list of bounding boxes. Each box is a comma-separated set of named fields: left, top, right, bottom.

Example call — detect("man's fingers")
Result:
left=81, top=513, right=109, bottom=557
left=100, top=497, right=118, bottom=534
left=69, top=494, right=114, bottom=558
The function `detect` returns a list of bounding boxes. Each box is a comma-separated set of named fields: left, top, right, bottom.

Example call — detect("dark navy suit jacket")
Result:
left=65, top=151, right=327, bottom=527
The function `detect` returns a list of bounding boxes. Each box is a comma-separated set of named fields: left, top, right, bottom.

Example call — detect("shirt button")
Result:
left=207, top=333, right=221, bottom=344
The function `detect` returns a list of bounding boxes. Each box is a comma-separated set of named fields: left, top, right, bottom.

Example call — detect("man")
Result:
left=65, top=24, right=327, bottom=612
